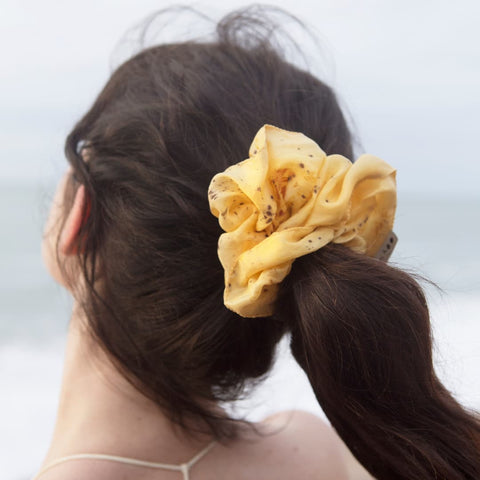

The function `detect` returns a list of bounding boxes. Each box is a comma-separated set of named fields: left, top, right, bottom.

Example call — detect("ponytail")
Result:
left=276, top=243, right=480, bottom=480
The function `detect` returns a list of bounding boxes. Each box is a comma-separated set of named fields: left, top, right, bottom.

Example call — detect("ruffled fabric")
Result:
left=208, top=125, right=397, bottom=318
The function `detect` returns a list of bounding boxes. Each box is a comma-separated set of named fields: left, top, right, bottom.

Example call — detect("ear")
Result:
left=59, top=185, right=87, bottom=255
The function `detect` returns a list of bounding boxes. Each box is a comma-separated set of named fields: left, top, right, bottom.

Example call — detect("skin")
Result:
left=37, top=171, right=373, bottom=480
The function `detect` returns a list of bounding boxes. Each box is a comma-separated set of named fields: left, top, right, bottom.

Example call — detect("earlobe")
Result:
left=59, top=185, right=87, bottom=255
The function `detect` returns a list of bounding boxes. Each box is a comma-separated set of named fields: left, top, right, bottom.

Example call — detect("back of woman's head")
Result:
left=63, top=6, right=352, bottom=435
left=61, top=6, right=480, bottom=480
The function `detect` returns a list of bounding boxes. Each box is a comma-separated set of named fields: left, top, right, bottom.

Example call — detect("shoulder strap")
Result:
left=187, top=440, right=216, bottom=468
left=183, top=441, right=217, bottom=480
left=32, top=441, right=216, bottom=480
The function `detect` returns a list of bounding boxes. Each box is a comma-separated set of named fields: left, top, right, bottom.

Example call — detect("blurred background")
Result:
left=0, top=0, right=479, bottom=478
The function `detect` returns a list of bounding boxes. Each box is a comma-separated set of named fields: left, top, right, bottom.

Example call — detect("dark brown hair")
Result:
left=60, top=6, right=480, bottom=479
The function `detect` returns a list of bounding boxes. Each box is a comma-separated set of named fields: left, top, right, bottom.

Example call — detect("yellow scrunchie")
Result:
left=208, top=125, right=397, bottom=318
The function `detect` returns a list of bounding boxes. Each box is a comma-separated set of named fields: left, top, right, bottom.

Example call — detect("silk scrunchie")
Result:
left=208, top=125, right=397, bottom=318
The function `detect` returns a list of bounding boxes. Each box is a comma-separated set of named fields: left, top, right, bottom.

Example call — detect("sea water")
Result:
left=0, top=183, right=479, bottom=479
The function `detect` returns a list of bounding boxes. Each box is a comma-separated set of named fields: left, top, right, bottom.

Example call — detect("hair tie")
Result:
left=208, top=125, right=397, bottom=318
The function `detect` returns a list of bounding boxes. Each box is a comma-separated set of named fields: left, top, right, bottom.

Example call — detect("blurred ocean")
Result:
left=0, top=182, right=479, bottom=479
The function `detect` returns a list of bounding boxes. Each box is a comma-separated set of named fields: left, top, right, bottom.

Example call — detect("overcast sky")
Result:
left=1, top=0, right=479, bottom=197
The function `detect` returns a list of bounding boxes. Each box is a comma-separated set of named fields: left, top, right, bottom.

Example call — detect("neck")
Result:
left=42, top=303, right=212, bottom=467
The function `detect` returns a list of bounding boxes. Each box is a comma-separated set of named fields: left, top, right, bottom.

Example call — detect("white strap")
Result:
left=32, top=441, right=216, bottom=480
left=186, top=440, right=216, bottom=469
left=181, top=463, right=190, bottom=480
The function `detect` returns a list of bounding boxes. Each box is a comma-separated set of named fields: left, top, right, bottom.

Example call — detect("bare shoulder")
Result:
left=253, top=410, right=350, bottom=480
left=34, top=412, right=373, bottom=480
left=255, top=410, right=373, bottom=480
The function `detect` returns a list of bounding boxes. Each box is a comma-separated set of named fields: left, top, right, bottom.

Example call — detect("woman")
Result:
left=35, top=6, right=480, bottom=480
